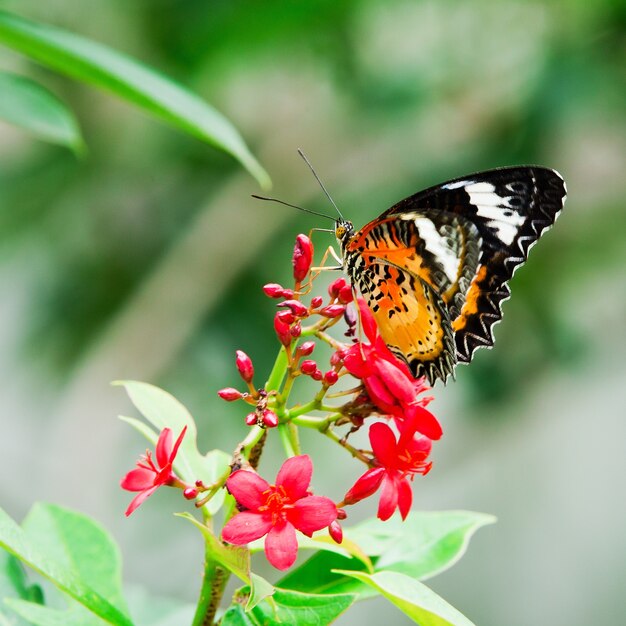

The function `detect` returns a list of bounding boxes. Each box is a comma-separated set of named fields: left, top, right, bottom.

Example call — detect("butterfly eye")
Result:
left=335, top=225, right=346, bottom=239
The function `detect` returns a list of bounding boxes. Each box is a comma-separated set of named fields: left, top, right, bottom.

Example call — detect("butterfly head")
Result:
left=335, top=219, right=354, bottom=249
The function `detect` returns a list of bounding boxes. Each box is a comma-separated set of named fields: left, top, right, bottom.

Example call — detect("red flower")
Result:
left=292, top=234, right=314, bottom=283
left=344, top=421, right=432, bottom=521
left=222, top=455, right=337, bottom=570
left=342, top=299, right=442, bottom=440
left=120, top=426, right=187, bottom=516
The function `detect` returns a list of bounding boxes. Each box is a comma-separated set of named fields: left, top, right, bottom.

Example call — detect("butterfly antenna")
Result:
left=297, top=149, right=345, bottom=220
left=251, top=195, right=336, bottom=222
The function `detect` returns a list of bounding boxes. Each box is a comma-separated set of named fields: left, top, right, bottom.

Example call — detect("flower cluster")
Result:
left=122, top=232, right=442, bottom=569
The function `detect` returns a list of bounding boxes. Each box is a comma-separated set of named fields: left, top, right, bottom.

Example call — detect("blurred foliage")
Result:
left=0, top=0, right=624, bottom=418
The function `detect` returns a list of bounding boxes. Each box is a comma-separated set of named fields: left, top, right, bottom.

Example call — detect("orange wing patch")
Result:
left=359, top=261, right=456, bottom=382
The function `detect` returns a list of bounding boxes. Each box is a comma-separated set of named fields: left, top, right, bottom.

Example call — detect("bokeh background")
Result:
left=1, top=1, right=625, bottom=624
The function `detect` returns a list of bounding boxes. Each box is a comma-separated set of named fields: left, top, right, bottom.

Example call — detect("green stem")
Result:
left=278, top=423, right=299, bottom=456
left=266, top=346, right=289, bottom=392
left=192, top=516, right=230, bottom=626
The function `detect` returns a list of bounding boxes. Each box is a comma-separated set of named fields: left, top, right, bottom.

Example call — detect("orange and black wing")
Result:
left=355, top=259, right=456, bottom=383
left=345, top=166, right=566, bottom=383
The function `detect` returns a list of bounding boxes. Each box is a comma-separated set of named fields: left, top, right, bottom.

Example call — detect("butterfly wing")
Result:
left=344, top=166, right=566, bottom=383
left=354, top=259, right=456, bottom=383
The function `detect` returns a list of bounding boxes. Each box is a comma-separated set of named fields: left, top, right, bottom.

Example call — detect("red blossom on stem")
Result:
left=222, top=455, right=337, bottom=570
left=342, top=299, right=442, bottom=440
left=292, top=234, right=314, bottom=283
left=343, top=421, right=432, bottom=521
left=120, top=426, right=188, bottom=516
left=235, top=350, right=254, bottom=383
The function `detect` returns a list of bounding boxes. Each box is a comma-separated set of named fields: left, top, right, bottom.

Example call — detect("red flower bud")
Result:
left=290, top=322, right=302, bottom=338
left=183, top=487, right=199, bottom=500
left=300, top=360, right=317, bottom=375
left=328, top=277, right=347, bottom=298
left=262, top=409, right=279, bottom=428
left=274, top=313, right=293, bottom=346
left=320, top=304, right=345, bottom=318
left=337, top=508, right=347, bottom=520
left=338, top=286, right=354, bottom=304
left=324, top=370, right=339, bottom=385
left=263, top=283, right=289, bottom=298
left=278, top=299, right=309, bottom=317
left=292, top=234, right=314, bottom=283
left=298, top=341, right=316, bottom=356
left=330, top=349, right=347, bottom=366
left=328, top=520, right=343, bottom=544
left=218, top=387, right=244, bottom=401
left=245, top=412, right=257, bottom=426
left=276, top=310, right=295, bottom=325
left=312, top=369, right=323, bottom=381
left=235, top=350, right=254, bottom=383
left=310, top=296, right=323, bottom=308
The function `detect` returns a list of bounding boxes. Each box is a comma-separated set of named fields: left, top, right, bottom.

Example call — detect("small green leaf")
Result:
left=348, top=511, right=496, bottom=580
left=249, top=588, right=355, bottom=626
left=0, top=11, right=269, bottom=188
left=117, top=381, right=231, bottom=516
left=336, top=570, right=476, bottom=626
left=176, top=513, right=250, bottom=584
left=0, top=506, right=133, bottom=626
left=0, top=72, right=83, bottom=153
left=245, top=574, right=275, bottom=611
left=220, top=604, right=256, bottom=626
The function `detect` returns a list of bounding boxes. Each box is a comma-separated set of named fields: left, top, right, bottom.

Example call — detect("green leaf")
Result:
left=276, top=552, right=368, bottom=599
left=348, top=511, right=496, bottom=580
left=117, top=381, right=231, bottom=516
left=0, top=11, right=270, bottom=188
left=176, top=513, right=250, bottom=584
left=249, top=588, right=355, bottom=626
left=276, top=550, right=370, bottom=597
left=278, top=511, right=494, bottom=599
left=22, top=504, right=127, bottom=613
left=245, top=574, right=274, bottom=611
left=0, top=551, right=44, bottom=626
left=0, top=72, right=83, bottom=153
left=220, top=604, right=256, bottom=626
left=4, top=600, right=103, bottom=626
left=125, top=585, right=195, bottom=626
left=0, top=506, right=133, bottom=626
left=336, top=570, right=476, bottom=626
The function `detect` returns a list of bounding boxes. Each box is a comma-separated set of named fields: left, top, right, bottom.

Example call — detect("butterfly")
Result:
left=335, top=166, right=566, bottom=385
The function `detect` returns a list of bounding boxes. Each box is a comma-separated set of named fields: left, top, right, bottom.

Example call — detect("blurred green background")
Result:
left=1, top=0, right=624, bottom=624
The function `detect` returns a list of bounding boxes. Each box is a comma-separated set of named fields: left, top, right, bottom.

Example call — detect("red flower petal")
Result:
left=365, top=374, right=397, bottom=408
left=397, top=477, right=413, bottom=520
left=344, top=467, right=385, bottom=504
left=356, top=298, right=378, bottom=344
left=120, top=467, right=155, bottom=491
left=369, top=422, right=398, bottom=468
left=155, top=428, right=173, bottom=467
left=289, top=496, right=337, bottom=535
left=372, top=358, right=416, bottom=404
left=226, top=470, right=271, bottom=510
left=265, top=520, right=298, bottom=570
left=124, top=485, right=159, bottom=517
left=275, top=455, right=312, bottom=501
left=377, top=473, right=399, bottom=521
left=222, top=510, right=273, bottom=544
left=342, top=345, right=372, bottom=378
left=405, top=405, right=442, bottom=441
left=168, top=426, right=187, bottom=463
